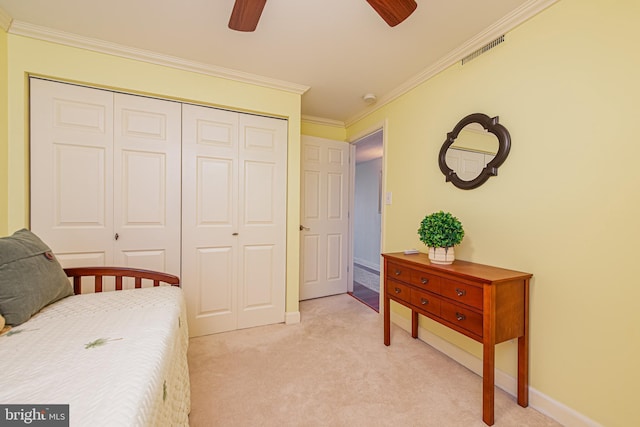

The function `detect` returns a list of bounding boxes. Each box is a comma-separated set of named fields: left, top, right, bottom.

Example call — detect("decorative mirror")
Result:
left=438, top=113, right=511, bottom=190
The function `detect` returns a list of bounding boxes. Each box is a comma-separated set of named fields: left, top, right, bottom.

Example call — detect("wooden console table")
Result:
left=382, top=252, right=532, bottom=426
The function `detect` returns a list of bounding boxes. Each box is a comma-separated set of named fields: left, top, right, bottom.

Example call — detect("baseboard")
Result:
left=390, top=312, right=602, bottom=427
left=285, top=311, right=300, bottom=325
left=353, top=257, right=380, bottom=273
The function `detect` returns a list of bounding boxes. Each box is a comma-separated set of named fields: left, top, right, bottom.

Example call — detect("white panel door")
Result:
left=113, top=93, right=182, bottom=276
left=182, top=104, right=240, bottom=336
left=237, top=113, right=287, bottom=329
left=30, top=79, right=181, bottom=288
left=182, top=105, right=287, bottom=336
left=30, top=79, right=115, bottom=270
left=300, top=136, right=350, bottom=300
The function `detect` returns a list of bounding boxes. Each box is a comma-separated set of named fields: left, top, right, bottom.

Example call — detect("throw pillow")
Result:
left=0, top=229, right=73, bottom=325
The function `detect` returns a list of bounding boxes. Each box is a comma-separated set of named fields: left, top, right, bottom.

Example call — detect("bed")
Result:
left=0, top=231, right=191, bottom=427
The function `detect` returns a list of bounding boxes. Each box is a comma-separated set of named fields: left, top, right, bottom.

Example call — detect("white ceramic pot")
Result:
left=428, top=246, right=455, bottom=265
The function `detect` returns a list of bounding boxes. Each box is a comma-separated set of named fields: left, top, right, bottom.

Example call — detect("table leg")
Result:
left=482, top=284, right=496, bottom=426
left=518, top=278, right=530, bottom=407
left=384, top=294, right=390, bottom=346
left=411, top=310, right=419, bottom=338
left=482, top=342, right=495, bottom=426
left=517, top=335, right=529, bottom=407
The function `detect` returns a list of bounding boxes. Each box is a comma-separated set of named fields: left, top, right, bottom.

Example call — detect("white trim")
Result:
left=301, top=115, right=345, bottom=128
left=390, top=311, right=602, bottom=427
left=347, top=120, right=387, bottom=143
left=347, top=142, right=356, bottom=294
left=0, top=7, right=11, bottom=32
left=7, top=20, right=310, bottom=95
left=344, top=0, right=560, bottom=126
left=285, top=311, right=301, bottom=325
left=349, top=119, right=388, bottom=308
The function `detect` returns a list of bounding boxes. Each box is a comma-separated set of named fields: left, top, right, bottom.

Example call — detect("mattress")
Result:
left=0, top=286, right=190, bottom=427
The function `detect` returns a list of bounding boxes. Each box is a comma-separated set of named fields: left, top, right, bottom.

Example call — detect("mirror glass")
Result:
left=438, top=113, right=511, bottom=190
left=444, top=123, right=499, bottom=182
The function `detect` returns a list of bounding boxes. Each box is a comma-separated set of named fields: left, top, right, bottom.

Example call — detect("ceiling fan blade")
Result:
left=366, top=0, right=417, bottom=27
left=228, top=0, right=267, bottom=32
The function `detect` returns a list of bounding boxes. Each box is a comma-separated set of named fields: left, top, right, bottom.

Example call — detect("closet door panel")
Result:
left=182, top=104, right=240, bottom=336
left=194, top=246, right=237, bottom=333
left=55, top=145, right=107, bottom=227
left=237, top=114, right=287, bottom=329
left=198, top=157, right=234, bottom=225
left=30, top=79, right=115, bottom=265
left=240, top=244, right=276, bottom=307
left=244, top=161, right=276, bottom=224
left=113, top=93, right=181, bottom=275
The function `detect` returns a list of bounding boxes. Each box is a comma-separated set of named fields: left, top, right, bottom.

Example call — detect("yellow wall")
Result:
left=3, top=34, right=302, bottom=313
left=301, top=119, right=347, bottom=141
left=0, top=28, right=8, bottom=236
left=348, top=0, right=639, bottom=425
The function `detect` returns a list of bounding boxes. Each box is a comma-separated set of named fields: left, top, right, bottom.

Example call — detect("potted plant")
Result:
left=417, top=211, right=464, bottom=264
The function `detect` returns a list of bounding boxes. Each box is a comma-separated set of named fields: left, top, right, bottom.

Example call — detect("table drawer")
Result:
left=441, top=279, right=483, bottom=310
left=386, top=262, right=412, bottom=283
left=410, top=270, right=441, bottom=293
left=387, top=280, right=411, bottom=304
left=410, top=288, right=441, bottom=317
left=440, top=301, right=483, bottom=337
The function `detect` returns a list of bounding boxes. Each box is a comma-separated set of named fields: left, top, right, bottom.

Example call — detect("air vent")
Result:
left=461, top=35, right=505, bottom=65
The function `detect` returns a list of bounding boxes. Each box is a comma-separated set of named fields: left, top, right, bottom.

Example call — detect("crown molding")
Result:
left=344, top=0, right=560, bottom=126
left=7, top=20, right=310, bottom=95
left=301, top=115, right=345, bottom=128
left=0, top=7, right=11, bottom=32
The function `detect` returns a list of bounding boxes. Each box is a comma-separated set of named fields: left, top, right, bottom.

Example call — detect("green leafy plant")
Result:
left=418, top=211, right=464, bottom=248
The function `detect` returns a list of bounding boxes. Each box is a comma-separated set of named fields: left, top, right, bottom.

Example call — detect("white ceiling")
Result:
left=0, top=0, right=553, bottom=124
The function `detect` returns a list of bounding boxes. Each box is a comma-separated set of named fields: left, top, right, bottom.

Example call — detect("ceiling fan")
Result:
left=229, top=0, right=418, bottom=32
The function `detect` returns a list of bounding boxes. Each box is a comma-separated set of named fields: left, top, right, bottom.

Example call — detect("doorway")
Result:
left=349, top=130, right=383, bottom=311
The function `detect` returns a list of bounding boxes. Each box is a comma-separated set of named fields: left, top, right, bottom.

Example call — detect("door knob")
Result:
left=299, top=225, right=310, bottom=231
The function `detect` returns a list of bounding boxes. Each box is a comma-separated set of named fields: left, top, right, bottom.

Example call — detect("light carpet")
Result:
left=188, top=294, right=560, bottom=427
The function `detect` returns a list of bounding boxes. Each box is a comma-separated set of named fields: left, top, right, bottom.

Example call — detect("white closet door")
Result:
left=30, top=79, right=115, bottom=268
left=182, top=104, right=240, bottom=336
left=182, top=104, right=287, bottom=336
left=113, top=93, right=182, bottom=276
left=30, top=79, right=181, bottom=282
left=237, top=113, right=287, bottom=329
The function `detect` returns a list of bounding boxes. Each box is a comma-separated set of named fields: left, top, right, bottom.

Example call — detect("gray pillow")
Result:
left=0, top=229, right=73, bottom=325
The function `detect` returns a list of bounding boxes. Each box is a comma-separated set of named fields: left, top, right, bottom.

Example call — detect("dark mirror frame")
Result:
left=438, top=113, right=511, bottom=190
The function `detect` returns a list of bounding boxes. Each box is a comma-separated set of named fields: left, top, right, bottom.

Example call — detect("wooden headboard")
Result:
left=64, top=267, right=180, bottom=294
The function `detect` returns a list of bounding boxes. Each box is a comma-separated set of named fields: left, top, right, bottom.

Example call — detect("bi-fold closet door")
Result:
left=181, top=104, right=287, bottom=336
left=30, top=78, right=182, bottom=288
left=30, top=78, right=288, bottom=335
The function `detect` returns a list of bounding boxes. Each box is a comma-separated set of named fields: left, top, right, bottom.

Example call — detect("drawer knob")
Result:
left=395, top=269, right=401, bottom=276
left=455, top=288, right=466, bottom=297
left=455, top=312, right=466, bottom=321
left=420, top=298, right=429, bottom=305
left=421, top=277, right=429, bottom=284
left=394, top=287, right=401, bottom=294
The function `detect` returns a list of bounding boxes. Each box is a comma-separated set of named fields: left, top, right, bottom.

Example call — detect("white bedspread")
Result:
left=0, top=286, right=190, bottom=426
